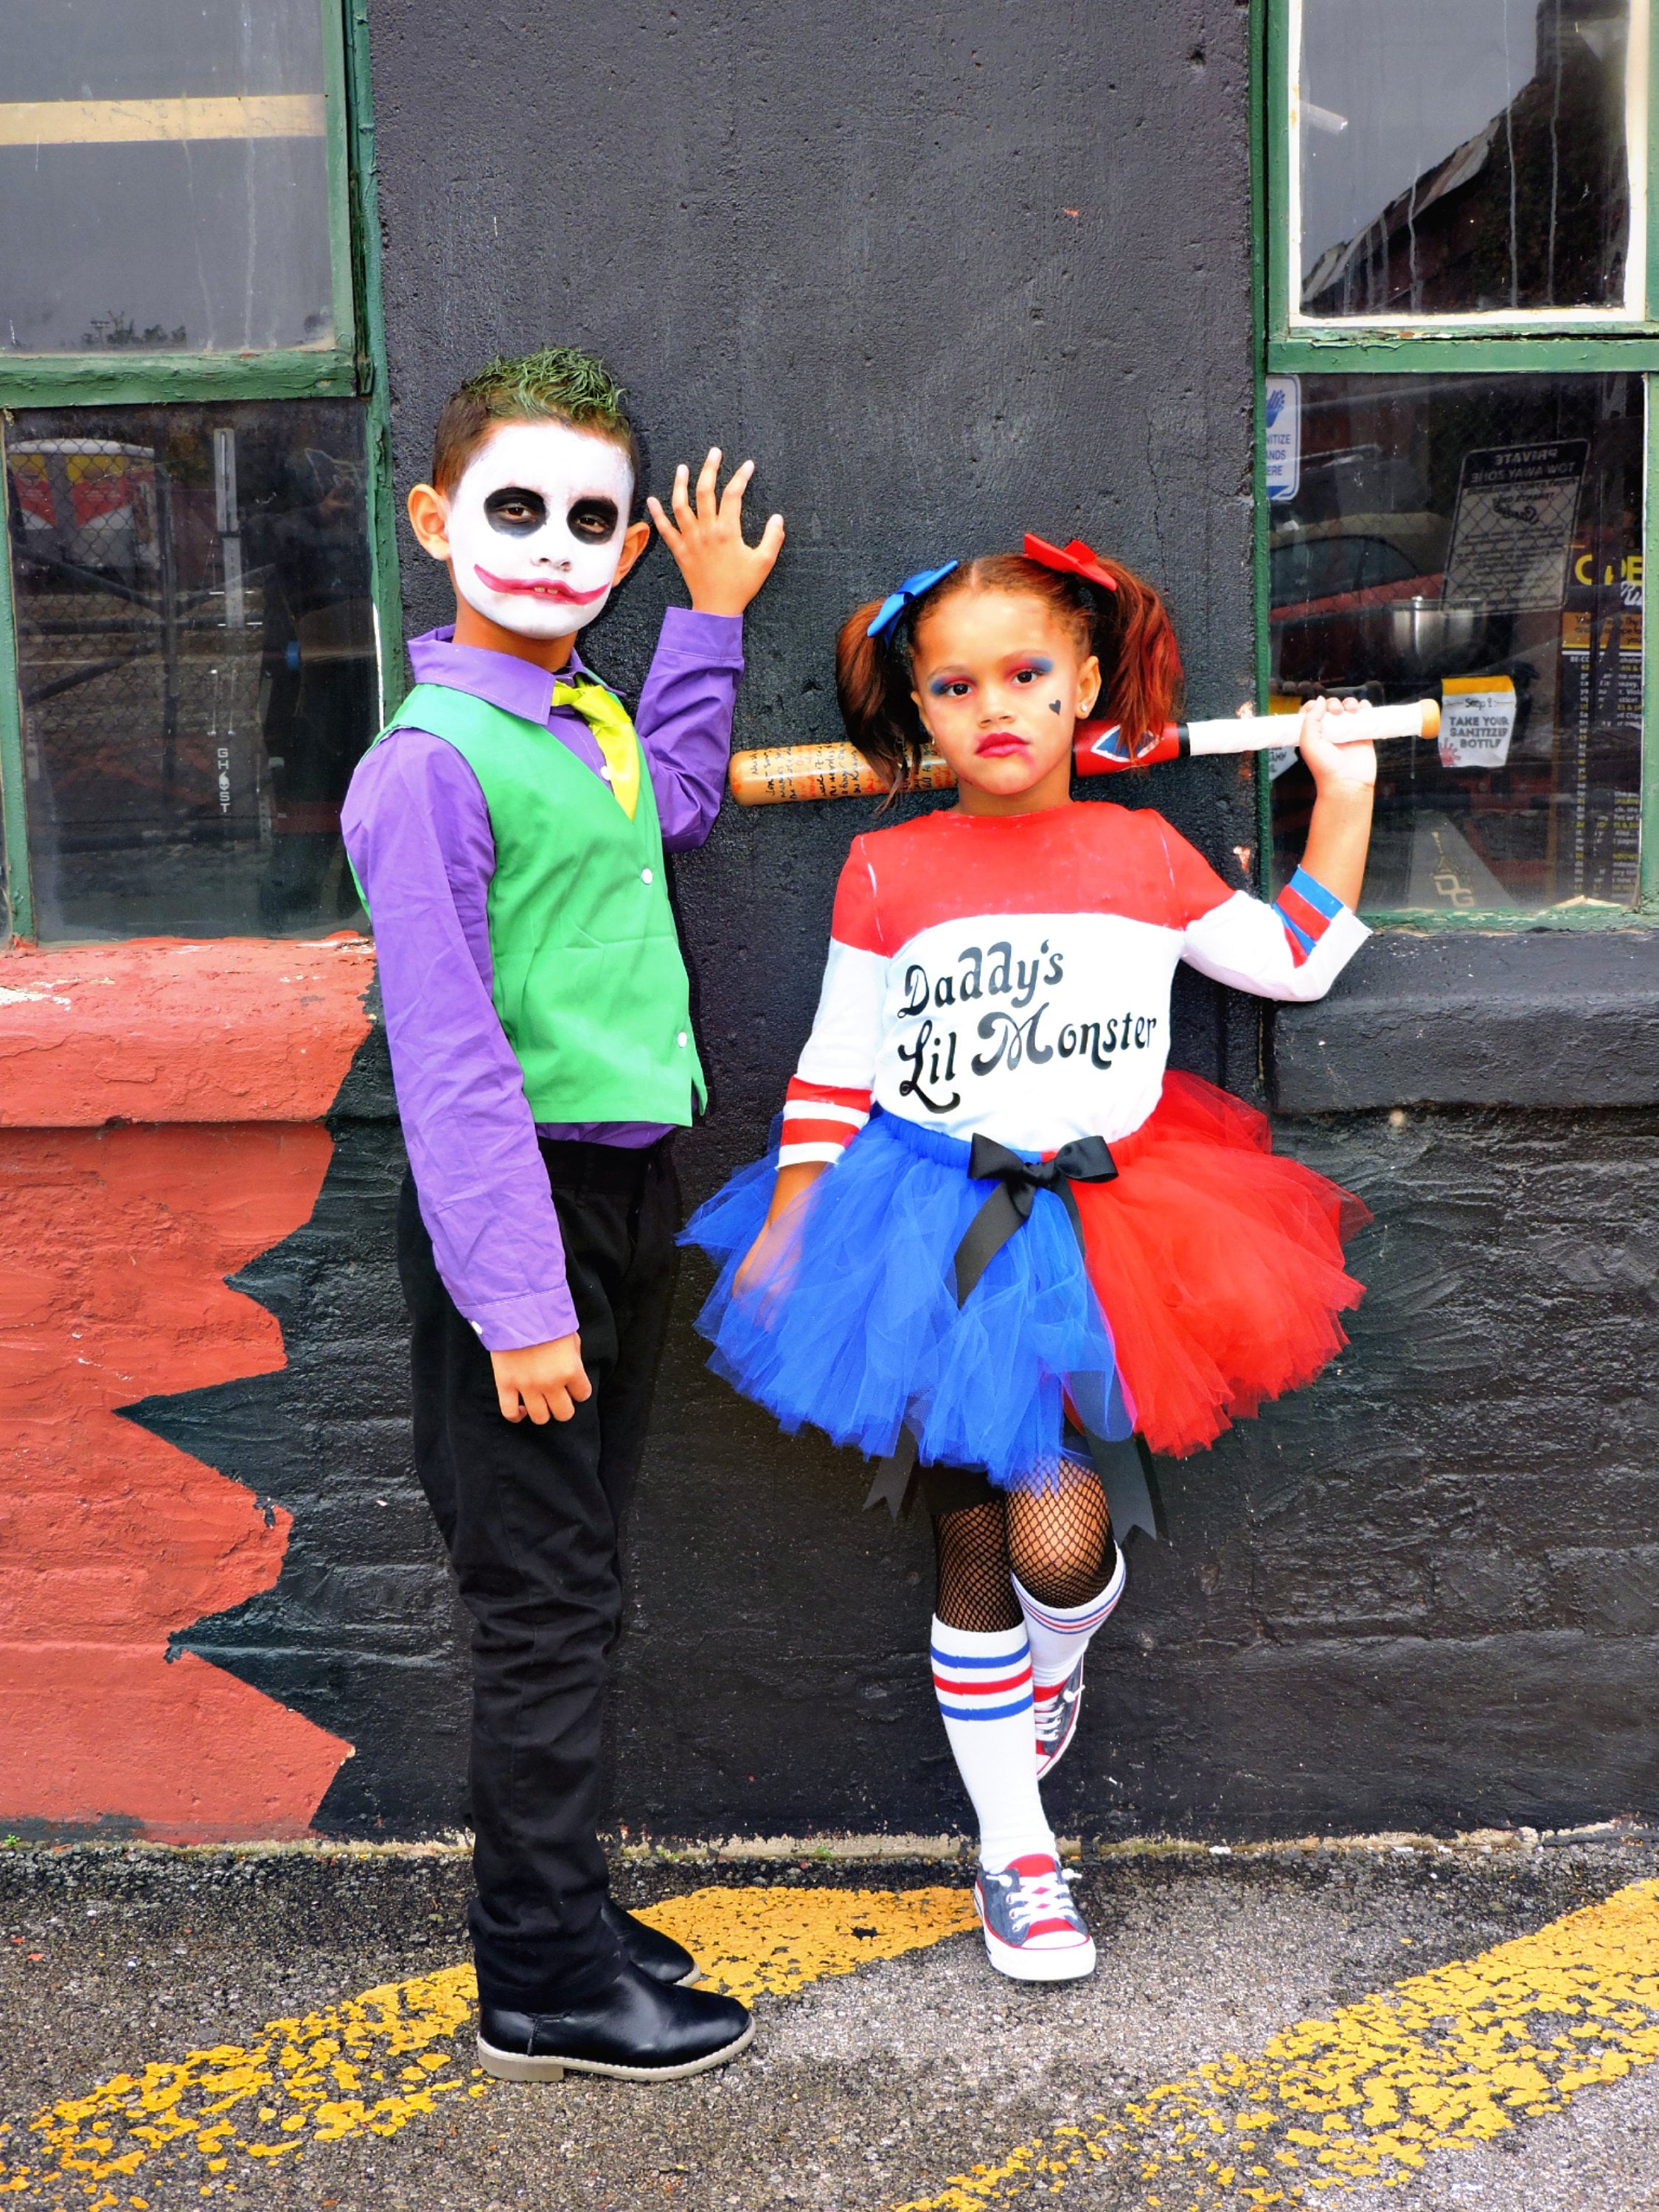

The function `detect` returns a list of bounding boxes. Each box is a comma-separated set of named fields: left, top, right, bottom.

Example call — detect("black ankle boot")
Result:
left=477, top=1958, right=753, bottom=2084
left=602, top=1896, right=698, bottom=1986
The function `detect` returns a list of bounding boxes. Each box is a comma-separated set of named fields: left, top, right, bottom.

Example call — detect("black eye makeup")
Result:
left=483, top=486, right=548, bottom=535
left=568, top=496, right=620, bottom=544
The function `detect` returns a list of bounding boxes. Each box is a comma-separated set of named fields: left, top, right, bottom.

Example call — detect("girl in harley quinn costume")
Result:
left=685, top=538, right=1375, bottom=1981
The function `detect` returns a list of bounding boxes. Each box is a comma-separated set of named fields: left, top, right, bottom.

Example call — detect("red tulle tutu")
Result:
left=1071, top=1071, right=1369, bottom=1458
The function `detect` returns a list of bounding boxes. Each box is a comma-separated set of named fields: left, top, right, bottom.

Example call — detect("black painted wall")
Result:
left=154, top=0, right=1659, bottom=1840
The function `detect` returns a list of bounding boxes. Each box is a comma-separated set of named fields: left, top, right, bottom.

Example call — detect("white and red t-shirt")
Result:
left=779, top=804, right=1368, bottom=1166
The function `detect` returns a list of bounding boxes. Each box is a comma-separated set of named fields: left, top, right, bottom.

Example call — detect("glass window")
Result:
left=0, top=0, right=336, bottom=357
left=6, top=401, right=377, bottom=939
left=1269, top=372, right=1644, bottom=912
left=1295, top=0, right=1644, bottom=319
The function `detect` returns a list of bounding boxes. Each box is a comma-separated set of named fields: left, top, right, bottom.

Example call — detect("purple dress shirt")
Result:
left=341, top=609, right=742, bottom=1351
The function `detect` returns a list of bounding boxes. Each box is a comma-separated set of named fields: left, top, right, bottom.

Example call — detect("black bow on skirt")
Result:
left=952, top=1132, right=1118, bottom=1305
left=863, top=1129, right=1160, bottom=1539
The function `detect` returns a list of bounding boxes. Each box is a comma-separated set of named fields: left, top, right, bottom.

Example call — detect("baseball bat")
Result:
left=727, top=697, right=1442, bottom=804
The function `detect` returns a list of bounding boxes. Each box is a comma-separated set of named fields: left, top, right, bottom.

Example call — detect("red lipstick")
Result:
left=975, top=733, right=1030, bottom=758
left=474, top=567, right=609, bottom=605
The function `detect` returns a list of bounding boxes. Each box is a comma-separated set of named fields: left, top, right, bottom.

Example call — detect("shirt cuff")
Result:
left=1308, top=899, right=1371, bottom=965
left=462, top=1286, right=582, bottom=1354
left=1284, top=897, right=1371, bottom=996
left=657, top=605, right=746, bottom=665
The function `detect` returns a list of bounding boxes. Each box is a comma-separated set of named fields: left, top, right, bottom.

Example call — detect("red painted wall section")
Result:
left=0, top=936, right=375, bottom=1841
left=0, top=935, right=374, bottom=1126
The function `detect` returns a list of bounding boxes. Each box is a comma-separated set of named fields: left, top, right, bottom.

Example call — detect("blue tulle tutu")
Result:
left=681, top=1111, right=1132, bottom=1492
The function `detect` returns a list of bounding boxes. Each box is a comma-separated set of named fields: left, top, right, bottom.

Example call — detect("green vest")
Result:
left=374, top=681, right=705, bottom=1126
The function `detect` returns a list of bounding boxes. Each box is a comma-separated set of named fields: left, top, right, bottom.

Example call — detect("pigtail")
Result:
left=835, top=602, right=930, bottom=790
left=1088, top=556, right=1184, bottom=747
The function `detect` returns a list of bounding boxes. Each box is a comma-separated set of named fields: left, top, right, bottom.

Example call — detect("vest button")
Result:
left=641, top=866, right=653, bottom=884
left=678, top=1032, right=688, bottom=1048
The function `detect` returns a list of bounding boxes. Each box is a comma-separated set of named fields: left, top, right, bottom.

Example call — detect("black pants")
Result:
left=397, top=1135, right=681, bottom=2010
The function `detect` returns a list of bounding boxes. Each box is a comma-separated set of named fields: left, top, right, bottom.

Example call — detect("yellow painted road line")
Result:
left=0, top=1885, right=976, bottom=2205
left=892, top=1877, right=1659, bottom=2210
left=641, top=1884, right=978, bottom=2008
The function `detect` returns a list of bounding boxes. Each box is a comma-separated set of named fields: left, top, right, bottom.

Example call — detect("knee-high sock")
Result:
left=930, top=1617, right=1055, bottom=1868
left=1014, top=1540, right=1127, bottom=1704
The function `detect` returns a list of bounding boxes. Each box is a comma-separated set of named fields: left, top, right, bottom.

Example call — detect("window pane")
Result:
left=1298, top=0, right=1634, bottom=317
left=7, top=401, right=377, bottom=940
left=0, top=0, right=333, bottom=356
left=1269, top=373, right=1644, bottom=914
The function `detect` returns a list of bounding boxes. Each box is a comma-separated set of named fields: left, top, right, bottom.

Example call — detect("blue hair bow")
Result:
left=866, top=560, right=959, bottom=641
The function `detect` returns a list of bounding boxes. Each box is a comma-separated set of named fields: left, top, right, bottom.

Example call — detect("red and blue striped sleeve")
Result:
left=1272, top=866, right=1346, bottom=969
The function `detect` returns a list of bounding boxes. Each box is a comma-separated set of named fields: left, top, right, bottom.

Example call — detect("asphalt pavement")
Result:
left=4, top=1829, right=1658, bottom=2211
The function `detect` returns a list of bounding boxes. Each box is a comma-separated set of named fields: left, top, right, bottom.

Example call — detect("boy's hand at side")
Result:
left=490, top=1335, right=592, bottom=1425
left=647, top=448, right=785, bottom=617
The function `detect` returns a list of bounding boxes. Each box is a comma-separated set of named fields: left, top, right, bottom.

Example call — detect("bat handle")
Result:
left=1183, top=697, right=1441, bottom=754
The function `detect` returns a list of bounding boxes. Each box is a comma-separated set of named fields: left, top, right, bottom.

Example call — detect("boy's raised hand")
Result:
left=648, top=448, right=785, bottom=617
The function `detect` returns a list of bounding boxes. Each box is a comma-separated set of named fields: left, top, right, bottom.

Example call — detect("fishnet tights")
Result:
left=932, top=1460, right=1114, bottom=1632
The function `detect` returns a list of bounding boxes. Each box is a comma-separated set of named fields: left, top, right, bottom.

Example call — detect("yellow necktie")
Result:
left=554, top=678, right=641, bottom=820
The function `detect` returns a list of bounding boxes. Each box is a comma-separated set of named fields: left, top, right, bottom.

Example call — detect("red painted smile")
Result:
left=473, top=566, right=610, bottom=605
left=975, top=733, right=1030, bottom=758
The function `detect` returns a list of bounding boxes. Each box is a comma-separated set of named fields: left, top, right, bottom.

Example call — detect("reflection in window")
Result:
left=1269, top=374, right=1643, bottom=913
left=6, top=402, right=378, bottom=940
left=0, top=0, right=334, bottom=355
left=1298, top=0, right=1635, bottom=317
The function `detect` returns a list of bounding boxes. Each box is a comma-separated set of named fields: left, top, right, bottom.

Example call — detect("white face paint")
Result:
left=442, top=419, right=636, bottom=640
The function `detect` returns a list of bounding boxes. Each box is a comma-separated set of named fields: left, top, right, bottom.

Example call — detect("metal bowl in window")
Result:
left=1379, top=598, right=1492, bottom=678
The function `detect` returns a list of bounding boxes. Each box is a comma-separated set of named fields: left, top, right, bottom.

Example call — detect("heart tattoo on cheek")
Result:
left=1049, top=698, right=1063, bottom=714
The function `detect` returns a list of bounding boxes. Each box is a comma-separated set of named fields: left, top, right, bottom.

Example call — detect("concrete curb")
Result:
left=4, top=1818, right=1655, bottom=1868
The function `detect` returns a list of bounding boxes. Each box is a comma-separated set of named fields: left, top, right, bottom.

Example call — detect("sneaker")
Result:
left=1034, top=1657, right=1086, bottom=1781
left=973, top=1854, right=1096, bottom=1982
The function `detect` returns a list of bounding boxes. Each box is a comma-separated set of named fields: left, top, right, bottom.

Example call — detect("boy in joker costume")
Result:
left=343, top=349, right=782, bottom=2083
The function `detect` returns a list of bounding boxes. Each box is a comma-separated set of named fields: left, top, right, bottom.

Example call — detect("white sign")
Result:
left=1439, top=676, right=1517, bottom=771
left=1265, top=375, right=1301, bottom=502
left=1443, top=442, right=1588, bottom=611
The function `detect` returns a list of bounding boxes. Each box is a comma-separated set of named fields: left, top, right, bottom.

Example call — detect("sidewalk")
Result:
left=4, top=1829, right=1658, bottom=2211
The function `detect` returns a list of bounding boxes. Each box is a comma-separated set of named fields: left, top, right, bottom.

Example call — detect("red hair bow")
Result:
left=1023, top=532, right=1119, bottom=592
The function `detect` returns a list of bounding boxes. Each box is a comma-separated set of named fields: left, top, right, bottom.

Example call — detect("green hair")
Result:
left=431, top=346, right=638, bottom=493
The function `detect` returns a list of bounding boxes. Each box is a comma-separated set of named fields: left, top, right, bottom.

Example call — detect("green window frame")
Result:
left=0, top=0, right=401, bottom=945
left=1252, top=0, right=1659, bottom=929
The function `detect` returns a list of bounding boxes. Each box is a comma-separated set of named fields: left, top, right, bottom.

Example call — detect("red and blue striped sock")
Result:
left=1015, top=1543, right=1127, bottom=1703
left=931, top=1617, right=1056, bottom=1868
